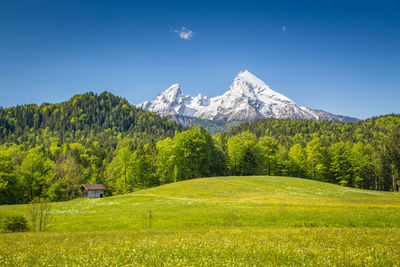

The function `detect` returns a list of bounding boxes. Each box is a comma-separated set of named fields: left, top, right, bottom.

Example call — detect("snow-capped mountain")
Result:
left=137, top=71, right=358, bottom=123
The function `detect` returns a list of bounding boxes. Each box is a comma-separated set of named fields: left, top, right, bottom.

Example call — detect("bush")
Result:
left=4, top=215, right=29, bottom=232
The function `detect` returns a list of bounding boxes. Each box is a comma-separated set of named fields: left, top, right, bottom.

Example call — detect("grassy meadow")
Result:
left=1, top=176, right=400, bottom=266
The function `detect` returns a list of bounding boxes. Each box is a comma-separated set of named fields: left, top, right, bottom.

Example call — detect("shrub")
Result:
left=29, top=198, right=53, bottom=232
left=4, top=215, right=29, bottom=232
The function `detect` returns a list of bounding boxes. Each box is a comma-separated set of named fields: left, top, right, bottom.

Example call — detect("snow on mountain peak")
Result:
left=236, top=70, right=269, bottom=88
left=166, top=83, right=180, bottom=91
left=227, top=70, right=293, bottom=104
left=159, top=83, right=182, bottom=102
left=137, top=71, right=358, bottom=123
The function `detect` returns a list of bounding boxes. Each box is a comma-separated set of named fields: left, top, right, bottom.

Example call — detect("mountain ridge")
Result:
left=137, top=70, right=358, bottom=123
left=0, top=91, right=185, bottom=145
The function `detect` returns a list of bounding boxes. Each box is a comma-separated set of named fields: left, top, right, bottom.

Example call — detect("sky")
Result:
left=0, top=0, right=399, bottom=119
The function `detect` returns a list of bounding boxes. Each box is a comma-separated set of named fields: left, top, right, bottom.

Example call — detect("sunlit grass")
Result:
left=1, top=228, right=400, bottom=266
left=1, top=176, right=400, bottom=265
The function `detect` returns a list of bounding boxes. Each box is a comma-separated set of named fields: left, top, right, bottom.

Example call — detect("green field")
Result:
left=1, top=176, right=400, bottom=266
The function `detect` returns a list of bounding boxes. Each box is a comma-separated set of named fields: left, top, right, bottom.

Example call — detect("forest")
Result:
left=1, top=92, right=399, bottom=204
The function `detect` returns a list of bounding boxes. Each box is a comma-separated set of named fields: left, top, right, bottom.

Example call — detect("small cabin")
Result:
left=81, top=184, right=106, bottom=199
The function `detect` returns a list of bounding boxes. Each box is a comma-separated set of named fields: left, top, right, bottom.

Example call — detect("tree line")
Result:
left=1, top=123, right=400, bottom=204
left=1, top=92, right=399, bottom=204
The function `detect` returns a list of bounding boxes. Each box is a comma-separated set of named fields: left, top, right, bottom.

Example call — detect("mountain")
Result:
left=137, top=71, right=358, bottom=123
left=0, top=91, right=185, bottom=145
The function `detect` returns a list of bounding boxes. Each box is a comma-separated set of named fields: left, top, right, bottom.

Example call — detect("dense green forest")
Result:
left=0, top=91, right=185, bottom=145
left=0, top=92, right=399, bottom=204
left=0, top=92, right=185, bottom=203
left=221, top=116, right=400, bottom=191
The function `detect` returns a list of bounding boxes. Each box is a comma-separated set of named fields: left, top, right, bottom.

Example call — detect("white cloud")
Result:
left=174, top=27, right=194, bottom=40
left=282, top=26, right=287, bottom=32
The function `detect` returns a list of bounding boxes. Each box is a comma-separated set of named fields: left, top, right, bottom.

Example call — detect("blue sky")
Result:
left=0, top=0, right=399, bottom=119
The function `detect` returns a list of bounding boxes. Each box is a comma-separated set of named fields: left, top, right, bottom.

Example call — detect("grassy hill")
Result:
left=1, top=176, right=400, bottom=266
left=2, top=176, right=400, bottom=231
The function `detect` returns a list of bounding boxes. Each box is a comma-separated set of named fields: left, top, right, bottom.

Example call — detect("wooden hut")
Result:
left=81, top=184, right=106, bottom=198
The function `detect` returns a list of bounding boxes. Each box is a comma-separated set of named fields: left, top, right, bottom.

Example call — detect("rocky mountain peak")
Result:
left=157, top=83, right=182, bottom=103
left=236, top=70, right=268, bottom=87
left=137, top=71, right=358, bottom=123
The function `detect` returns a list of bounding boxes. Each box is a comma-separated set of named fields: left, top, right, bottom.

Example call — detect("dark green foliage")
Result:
left=3, top=214, right=28, bottom=232
left=382, top=130, right=400, bottom=191
left=0, top=91, right=185, bottom=146
left=226, top=115, right=400, bottom=147
left=222, top=116, right=400, bottom=191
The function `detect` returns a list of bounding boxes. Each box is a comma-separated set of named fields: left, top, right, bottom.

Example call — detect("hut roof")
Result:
left=81, top=184, right=106, bottom=190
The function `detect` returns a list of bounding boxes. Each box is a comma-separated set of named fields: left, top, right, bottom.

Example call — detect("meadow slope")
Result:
left=1, top=176, right=400, bottom=266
